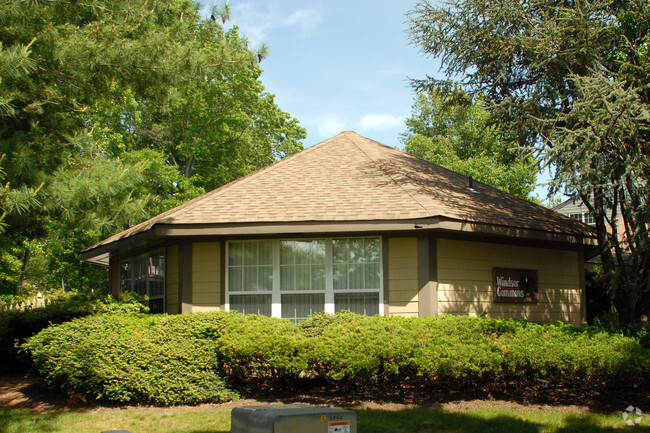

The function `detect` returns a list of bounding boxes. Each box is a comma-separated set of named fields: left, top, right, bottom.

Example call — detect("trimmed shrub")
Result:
left=21, top=311, right=650, bottom=405
left=401, top=316, right=507, bottom=385
left=23, top=312, right=238, bottom=405
left=301, top=314, right=649, bottom=392
left=0, top=291, right=147, bottom=373
left=216, top=313, right=309, bottom=386
left=499, top=321, right=649, bottom=384
left=302, top=314, right=413, bottom=387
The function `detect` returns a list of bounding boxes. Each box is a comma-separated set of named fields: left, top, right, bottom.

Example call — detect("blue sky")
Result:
left=220, top=1, right=553, bottom=200
left=225, top=0, right=437, bottom=149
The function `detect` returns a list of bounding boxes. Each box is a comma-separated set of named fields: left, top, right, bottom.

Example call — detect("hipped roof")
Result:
left=83, top=131, right=596, bottom=264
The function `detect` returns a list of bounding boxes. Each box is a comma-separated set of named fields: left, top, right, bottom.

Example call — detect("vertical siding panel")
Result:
left=166, top=245, right=179, bottom=314
left=388, top=237, right=419, bottom=317
left=191, top=242, right=221, bottom=312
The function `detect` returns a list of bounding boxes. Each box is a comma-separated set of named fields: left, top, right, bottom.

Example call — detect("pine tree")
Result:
left=408, top=0, right=650, bottom=322
left=0, top=0, right=305, bottom=293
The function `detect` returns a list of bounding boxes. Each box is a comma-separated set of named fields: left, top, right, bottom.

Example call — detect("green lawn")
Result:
left=1, top=406, right=647, bottom=433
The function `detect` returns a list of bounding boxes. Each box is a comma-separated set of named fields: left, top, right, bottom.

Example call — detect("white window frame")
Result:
left=225, top=237, right=384, bottom=320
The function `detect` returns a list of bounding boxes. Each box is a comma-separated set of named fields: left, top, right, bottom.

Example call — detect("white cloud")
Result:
left=357, top=113, right=405, bottom=131
left=317, top=114, right=347, bottom=138
left=232, top=4, right=322, bottom=46
left=281, top=9, right=322, bottom=34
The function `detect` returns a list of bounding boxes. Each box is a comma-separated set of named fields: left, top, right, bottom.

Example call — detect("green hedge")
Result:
left=23, top=312, right=238, bottom=405
left=216, top=313, right=309, bottom=386
left=22, top=312, right=650, bottom=405
left=0, top=291, right=147, bottom=373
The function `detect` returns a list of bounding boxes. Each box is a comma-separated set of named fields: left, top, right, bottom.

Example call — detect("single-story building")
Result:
left=82, top=131, right=598, bottom=325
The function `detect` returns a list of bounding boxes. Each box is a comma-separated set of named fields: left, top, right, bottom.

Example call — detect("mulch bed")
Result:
left=1, top=374, right=647, bottom=415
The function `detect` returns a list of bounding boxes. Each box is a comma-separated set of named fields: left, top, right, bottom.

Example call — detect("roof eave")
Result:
left=81, top=217, right=598, bottom=266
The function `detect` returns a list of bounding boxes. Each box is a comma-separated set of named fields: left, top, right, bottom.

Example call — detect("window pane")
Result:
left=280, top=265, right=295, bottom=291
left=280, top=240, right=325, bottom=291
left=119, top=262, right=133, bottom=292
left=230, top=294, right=272, bottom=316
left=228, top=266, right=243, bottom=292
left=333, top=238, right=381, bottom=291
left=259, top=240, right=272, bottom=265
left=333, top=263, right=347, bottom=290
left=333, top=239, right=347, bottom=262
left=242, top=241, right=258, bottom=266
left=350, top=264, right=363, bottom=290
left=313, top=264, right=326, bottom=290
left=348, top=238, right=363, bottom=262
left=281, top=293, right=324, bottom=324
left=135, top=257, right=148, bottom=296
left=148, top=251, right=165, bottom=298
left=242, top=266, right=257, bottom=291
left=364, top=238, right=380, bottom=262
left=365, top=263, right=380, bottom=290
left=120, top=248, right=166, bottom=314
left=335, top=292, right=379, bottom=316
left=229, top=242, right=243, bottom=266
left=258, top=265, right=273, bottom=291
left=228, top=240, right=272, bottom=292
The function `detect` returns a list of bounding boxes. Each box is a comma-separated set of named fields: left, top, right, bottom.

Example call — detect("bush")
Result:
left=216, top=314, right=309, bottom=387
left=497, top=322, right=646, bottom=384
left=23, top=312, right=238, bottom=405
left=21, top=311, right=650, bottom=406
left=401, top=316, right=507, bottom=385
left=300, top=314, right=649, bottom=392
left=0, top=291, right=147, bottom=373
left=302, top=314, right=413, bottom=387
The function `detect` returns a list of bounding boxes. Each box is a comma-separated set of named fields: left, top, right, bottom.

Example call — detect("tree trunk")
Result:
left=15, top=248, right=30, bottom=296
left=183, top=155, right=195, bottom=178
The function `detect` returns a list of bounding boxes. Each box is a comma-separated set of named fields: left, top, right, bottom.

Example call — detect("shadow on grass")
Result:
left=358, top=410, right=540, bottom=433
left=558, top=414, right=650, bottom=433
left=0, top=408, right=61, bottom=433
left=356, top=410, right=650, bottom=433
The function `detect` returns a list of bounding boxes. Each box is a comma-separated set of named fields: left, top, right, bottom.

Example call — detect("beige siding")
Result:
left=437, top=239, right=582, bottom=325
left=166, top=245, right=179, bottom=314
left=387, top=237, right=419, bottom=317
left=191, top=242, right=222, bottom=311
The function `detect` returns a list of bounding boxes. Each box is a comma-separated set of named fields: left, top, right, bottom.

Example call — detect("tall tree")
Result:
left=407, top=0, right=650, bottom=322
left=401, top=89, right=537, bottom=199
left=0, top=0, right=305, bottom=293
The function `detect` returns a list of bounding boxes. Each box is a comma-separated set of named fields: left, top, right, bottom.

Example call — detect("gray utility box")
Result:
left=231, top=404, right=357, bottom=433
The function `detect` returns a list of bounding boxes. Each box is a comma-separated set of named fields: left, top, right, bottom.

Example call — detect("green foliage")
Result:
left=0, top=0, right=306, bottom=293
left=22, top=312, right=649, bottom=405
left=407, top=0, right=650, bottom=322
left=401, top=89, right=537, bottom=199
left=216, top=313, right=309, bottom=386
left=0, top=290, right=147, bottom=373
left=302, top=314, right=413, bottom=386
left=497, top=321, right=645, bottom=383
left=23, top=312, right=238, bottom=405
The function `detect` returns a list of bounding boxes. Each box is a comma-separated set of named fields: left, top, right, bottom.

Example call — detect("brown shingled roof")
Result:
left=83, top=131, right=596, bottom=261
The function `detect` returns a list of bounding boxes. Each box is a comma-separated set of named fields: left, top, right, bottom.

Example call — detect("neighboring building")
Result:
left=553, top=196, right=630, bottom=264
left=83, top=131, right=598, bottom=325
left=553, top=197, right=595, bottom=226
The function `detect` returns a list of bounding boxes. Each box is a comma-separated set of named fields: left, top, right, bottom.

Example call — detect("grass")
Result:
left=1, top=406, right=648, bottom=433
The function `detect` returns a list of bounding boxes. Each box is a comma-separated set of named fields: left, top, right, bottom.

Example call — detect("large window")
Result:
left=226, top=238, right=383, bottom=322
left=227, top=240, right=272, bottom=316
left=119, top=249, right=165, bottom=313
